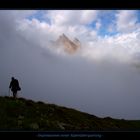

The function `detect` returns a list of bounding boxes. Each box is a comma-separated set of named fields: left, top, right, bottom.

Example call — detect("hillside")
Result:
left=0, top=96, right=140, bottom=131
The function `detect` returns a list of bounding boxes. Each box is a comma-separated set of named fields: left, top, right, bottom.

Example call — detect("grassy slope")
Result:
left=0, top=96, right=140, bottom=131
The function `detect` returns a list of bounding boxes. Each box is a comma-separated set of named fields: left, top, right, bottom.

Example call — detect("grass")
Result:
left=0, top=96, right=140, bottom=131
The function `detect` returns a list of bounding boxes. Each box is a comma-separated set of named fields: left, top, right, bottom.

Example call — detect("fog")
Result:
left=1, top=10, right=140, bottom=120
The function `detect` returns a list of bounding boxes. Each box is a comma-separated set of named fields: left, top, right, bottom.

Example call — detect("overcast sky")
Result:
left=1, top=10, right=140, bottom=120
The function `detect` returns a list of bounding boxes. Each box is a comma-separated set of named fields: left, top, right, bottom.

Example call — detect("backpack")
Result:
left=15, top=79, right=21, bottom=91
left=17, top=86, right=21, bottom=91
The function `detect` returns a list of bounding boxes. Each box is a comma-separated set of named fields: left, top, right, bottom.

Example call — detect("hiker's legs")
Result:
left=13, top=91, right=17, bottom=98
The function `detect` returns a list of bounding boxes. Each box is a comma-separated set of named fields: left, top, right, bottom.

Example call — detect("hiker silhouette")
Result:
left=9, top=77, right=21, bottom=98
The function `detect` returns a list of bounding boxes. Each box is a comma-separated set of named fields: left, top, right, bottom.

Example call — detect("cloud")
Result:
left=17, top=11, right=99, bottom=50
left=17, top=12, right=140, bottom=65
left=95, top=19, right=101, bottom=30
left=1, top=10, right=140, bottom=120
left=82, top=30, right=140, bottom=64
left=46, top=10, right=99, bottom=26
left=116, top=10, right=139, bottom=33
left=15, top=11, right=140, bottom=70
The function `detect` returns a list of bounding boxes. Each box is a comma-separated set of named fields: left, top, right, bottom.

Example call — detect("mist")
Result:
left=1, top=10, right=140, bottom=120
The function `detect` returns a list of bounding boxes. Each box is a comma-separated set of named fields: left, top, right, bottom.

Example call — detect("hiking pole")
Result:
left=9, top=88, right=11, bottom=97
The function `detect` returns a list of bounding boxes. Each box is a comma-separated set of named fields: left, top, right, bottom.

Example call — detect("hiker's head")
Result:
left=11, top=77, right=15, bottom=80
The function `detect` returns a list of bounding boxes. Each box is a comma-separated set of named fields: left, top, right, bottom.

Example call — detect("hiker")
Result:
left=9, top=77, right=21, bottom=98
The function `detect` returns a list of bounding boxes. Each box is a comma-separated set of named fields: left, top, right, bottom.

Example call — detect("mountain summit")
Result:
left=56, top=34, right=81, bottom=54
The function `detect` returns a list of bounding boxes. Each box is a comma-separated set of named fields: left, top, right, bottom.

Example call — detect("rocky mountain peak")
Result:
left=56, top=33, right=81, bottom=54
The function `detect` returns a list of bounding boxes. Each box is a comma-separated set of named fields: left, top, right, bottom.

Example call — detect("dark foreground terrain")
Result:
left=0, top=96, right=140, bottom=131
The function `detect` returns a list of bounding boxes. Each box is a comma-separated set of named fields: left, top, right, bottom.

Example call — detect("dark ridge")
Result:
left=0, top=96, right=140, bottom=131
